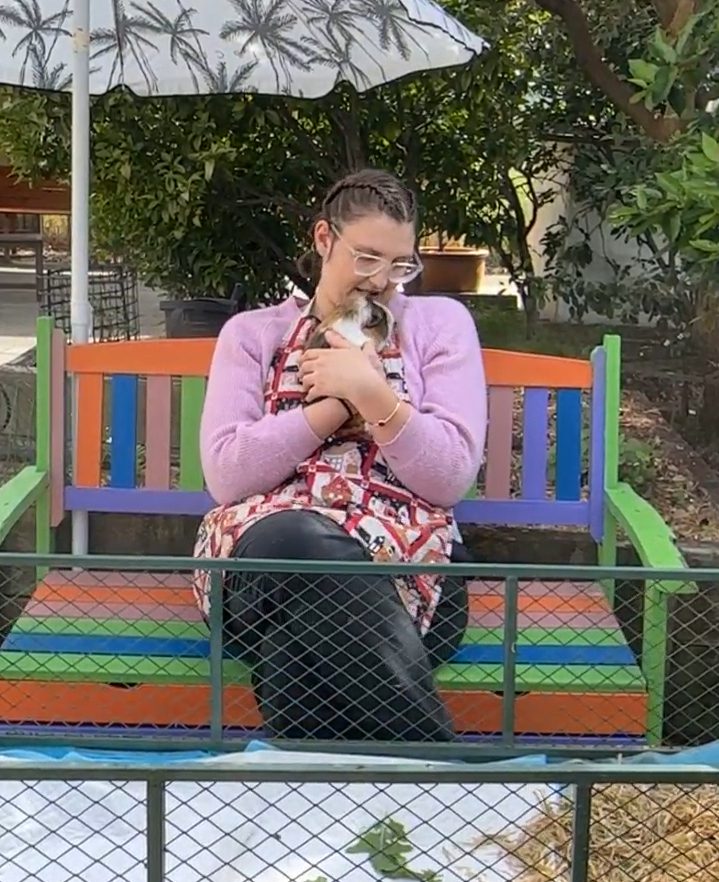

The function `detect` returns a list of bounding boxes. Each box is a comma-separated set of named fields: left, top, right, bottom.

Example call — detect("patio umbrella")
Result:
left=0, top=0, right=487, bottom=552
left=0, top=0, right=487, bottom=344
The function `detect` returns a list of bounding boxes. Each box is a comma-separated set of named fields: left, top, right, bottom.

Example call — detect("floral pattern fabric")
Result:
left=192, top=308, right=454, bottom=635
left=0, top=0, right=486, bottom=98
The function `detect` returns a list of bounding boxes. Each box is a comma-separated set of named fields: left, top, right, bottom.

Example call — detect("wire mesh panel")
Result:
left=0, top=758, right=718, bottom=882
left=0, top=556, right=715, bottom=752
left=39, top=264, right=140, bottom=341
left=0, top=364, right=35, bottom=483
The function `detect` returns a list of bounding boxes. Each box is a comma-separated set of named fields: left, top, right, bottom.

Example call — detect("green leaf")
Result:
left=650, top=65, right=677, bottom=104
left=346, top=818, right=437, bottom=880
left=204, top=158, right=216, bottom=181
left=667, top=211, right=681, bottom=243
left=655, top=171, right=685, bottom=198
left=690, top=237, right=719, bottom=253
left=701, top=132, right=719, bottom=164
left=628, top=58, right=659, bottom=84
left=372, top=853, right=405, bottom=873
left=652, top=27, right=677, bottom=65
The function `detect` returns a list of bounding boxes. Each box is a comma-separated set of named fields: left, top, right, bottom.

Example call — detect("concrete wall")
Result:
left=527, top=145, right=657, bottom=325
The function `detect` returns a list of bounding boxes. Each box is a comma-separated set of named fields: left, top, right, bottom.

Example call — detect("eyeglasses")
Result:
left=331, top=226, right=423, bottom=284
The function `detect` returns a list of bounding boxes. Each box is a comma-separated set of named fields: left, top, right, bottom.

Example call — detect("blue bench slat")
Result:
left=556, top=388, right=583, bottom=501
left=1, top=633, right=636, bottom=666
left=109, top=375, right=139, bottom=489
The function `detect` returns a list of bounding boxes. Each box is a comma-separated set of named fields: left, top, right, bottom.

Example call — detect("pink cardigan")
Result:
left=200, top=292, right=488, bottom=509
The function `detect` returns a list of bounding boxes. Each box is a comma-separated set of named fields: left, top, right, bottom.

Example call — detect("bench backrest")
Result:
left=36, top=317, right=618, bottom=544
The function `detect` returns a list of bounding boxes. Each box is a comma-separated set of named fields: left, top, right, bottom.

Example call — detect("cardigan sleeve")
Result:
left=199, top=313, right=322, bottom=504
left=377, top=298, right=487, bottom=508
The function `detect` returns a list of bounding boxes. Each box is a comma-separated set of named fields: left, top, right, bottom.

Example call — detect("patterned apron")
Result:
left=192, top=308, right=454, bottom=635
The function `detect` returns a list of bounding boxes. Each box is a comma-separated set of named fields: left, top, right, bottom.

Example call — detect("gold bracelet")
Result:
left=368, top=397, right=401, bottom=429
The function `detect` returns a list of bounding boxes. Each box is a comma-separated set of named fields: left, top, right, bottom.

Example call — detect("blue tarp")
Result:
left=622, top=740, right=719, bottom=766
left=0, top=739, right=549, bottom=767
left=0, top=739, right=718, bottom=769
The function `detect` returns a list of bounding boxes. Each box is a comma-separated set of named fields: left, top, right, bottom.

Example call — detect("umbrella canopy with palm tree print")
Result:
left=0, top=0, right=486, bottom=554
left=0, top=0, right=487, bottom=97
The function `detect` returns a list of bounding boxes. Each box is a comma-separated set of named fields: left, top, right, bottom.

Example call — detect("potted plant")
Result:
left=405, top=232, right=489, bottom=294
left=159, top=283, right=249, bottom=338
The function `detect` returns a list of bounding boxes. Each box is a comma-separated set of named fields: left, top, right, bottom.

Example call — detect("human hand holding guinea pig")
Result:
left=299, top=330, right=387, bottom=407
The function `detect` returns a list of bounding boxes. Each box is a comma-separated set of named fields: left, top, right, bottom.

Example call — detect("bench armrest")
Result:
left=605, top=483, right=695, bottom=594
left=0, top=467, right=48, bottom=546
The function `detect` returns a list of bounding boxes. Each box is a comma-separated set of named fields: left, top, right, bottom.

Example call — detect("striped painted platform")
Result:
left=0, top=571, right=648, bottom=738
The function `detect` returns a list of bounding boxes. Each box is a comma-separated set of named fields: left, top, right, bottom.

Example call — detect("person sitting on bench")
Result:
left=192, top=168, right=487, bottom=742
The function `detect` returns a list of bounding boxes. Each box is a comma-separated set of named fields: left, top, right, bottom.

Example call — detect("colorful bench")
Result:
left=0, top=316, right=694, bottom=745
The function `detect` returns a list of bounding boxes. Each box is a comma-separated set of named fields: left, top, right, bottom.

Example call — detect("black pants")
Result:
left=221, top=509, right=469, bottom=742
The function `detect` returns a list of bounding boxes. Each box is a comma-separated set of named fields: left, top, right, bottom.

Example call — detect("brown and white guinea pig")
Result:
left=304, top=293, right=394, bottom=352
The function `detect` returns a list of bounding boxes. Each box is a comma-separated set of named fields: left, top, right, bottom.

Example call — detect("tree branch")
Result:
left=275, top=105, right=339, bottom=181
left=523, top=171, right=541, bottom=237
left=244, top=215, right=310, bottom=293
left=535, top=0, right=683, bottom=141
left=236, top=185, right=311, bottom=220
left=652, top=0, right=696, bottom=35
left=328, top=100, right=365, bottom=171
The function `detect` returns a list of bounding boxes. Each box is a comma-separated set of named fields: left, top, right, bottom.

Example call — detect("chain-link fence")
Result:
left=0, top=753, right=718, bottom=881
left=40, top=263, right=140, bottom=341
left=0, top=364, right=35, bottom=485
left=0, top=554, right=715, bottom=751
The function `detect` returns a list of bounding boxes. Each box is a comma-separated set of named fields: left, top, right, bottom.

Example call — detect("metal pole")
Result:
left=569, top=783, right=592, bottom=882
left=209, top=571, right=225, bottom=747
left=146, top=779, right=166, bottom=882
left=501, top=576, right=518, bottom=745
left=70, top=0, right=91, bottom=555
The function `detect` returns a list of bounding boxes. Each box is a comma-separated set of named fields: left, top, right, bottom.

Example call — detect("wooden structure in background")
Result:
left=0, top=166, right=69, bottom=297
left=0, top=167, right=70, bottom=216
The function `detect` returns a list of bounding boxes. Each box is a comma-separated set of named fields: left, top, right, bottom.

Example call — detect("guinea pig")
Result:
left=303, top=294, right=394, bottom=434
left=304, top=293, right=394, bottom=352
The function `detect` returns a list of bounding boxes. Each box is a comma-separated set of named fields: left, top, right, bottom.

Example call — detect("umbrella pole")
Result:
left=70, top=0, right=90, bottom=556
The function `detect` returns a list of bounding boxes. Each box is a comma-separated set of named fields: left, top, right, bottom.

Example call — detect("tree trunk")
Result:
left=700, top=372, right=719, bottom=443
left=534, top=0, right=686, bottom=141
left=652, top=0, right=697, bottom=34
left=523, top=277, right=542, bottom=337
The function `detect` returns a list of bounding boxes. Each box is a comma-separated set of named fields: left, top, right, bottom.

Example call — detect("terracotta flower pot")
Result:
left=405, top=248, right=488, bottom=294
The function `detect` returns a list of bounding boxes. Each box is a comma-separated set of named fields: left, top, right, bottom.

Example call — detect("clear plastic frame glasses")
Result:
left=331, top=226, right=423, bottom=285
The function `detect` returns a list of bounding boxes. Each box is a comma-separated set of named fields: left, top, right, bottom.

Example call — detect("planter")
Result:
left=159, top=285, right=245, bottom=338
left=405, top=247, right=488, bottom=295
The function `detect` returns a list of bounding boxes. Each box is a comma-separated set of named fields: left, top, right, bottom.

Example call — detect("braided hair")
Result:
left=296, top=169, right=418, bottom=292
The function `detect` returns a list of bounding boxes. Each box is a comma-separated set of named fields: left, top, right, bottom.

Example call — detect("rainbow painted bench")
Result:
left=0, top=317, right=694, bottom=745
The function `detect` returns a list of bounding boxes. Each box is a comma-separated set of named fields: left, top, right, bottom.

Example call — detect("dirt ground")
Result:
left=620, top=387, right=719, bottom=543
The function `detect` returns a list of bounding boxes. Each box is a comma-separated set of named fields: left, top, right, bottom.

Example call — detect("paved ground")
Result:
left=0, top=263, right=165, bottom=364
left=0, top=260, right=517, bottom=365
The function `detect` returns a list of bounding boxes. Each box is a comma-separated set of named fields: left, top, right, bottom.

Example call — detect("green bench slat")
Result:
left=13, top=616, right=204, bottom=640
left=0, top=652, right=244, bottom=684
left=0, top=651, right=646, bottom=692
left=464, top=626, right=629, bottom=647
left=436, top=662, right=645, bottom=691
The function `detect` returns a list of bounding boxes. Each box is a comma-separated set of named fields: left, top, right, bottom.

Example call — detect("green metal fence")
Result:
left=0, top=554, right=718, bottom=879
left=0, top=554, right=716, bottom=753
left=1, top=756, right=719, bottom=881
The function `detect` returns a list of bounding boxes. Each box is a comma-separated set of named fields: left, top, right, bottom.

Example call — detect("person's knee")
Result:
left=234, top=510, right=368, bottom=562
